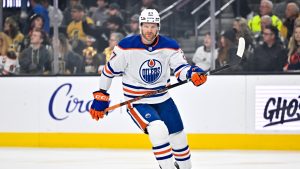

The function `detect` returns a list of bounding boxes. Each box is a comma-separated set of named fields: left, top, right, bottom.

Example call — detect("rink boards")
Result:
left=0, top=76, right=300, bottom=150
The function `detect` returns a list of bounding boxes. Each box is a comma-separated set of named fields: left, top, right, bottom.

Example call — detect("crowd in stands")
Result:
left=192, top=0, right=300, bottom=73
left=0, top=0, right=300, bottom=76
left=0, top=0, right=147, bottom=75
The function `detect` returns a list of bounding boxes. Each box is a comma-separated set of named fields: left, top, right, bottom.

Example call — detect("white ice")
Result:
left=0, top=148, right=300, bottom=169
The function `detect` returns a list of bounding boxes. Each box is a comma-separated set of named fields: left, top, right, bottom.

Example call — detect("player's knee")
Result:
left=147, top=120, right=169, bottom=146
left=169, top=130, right=187, bottom=149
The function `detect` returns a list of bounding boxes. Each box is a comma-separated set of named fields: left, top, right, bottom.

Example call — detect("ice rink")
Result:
left=1, top=148, right=300, bottom=169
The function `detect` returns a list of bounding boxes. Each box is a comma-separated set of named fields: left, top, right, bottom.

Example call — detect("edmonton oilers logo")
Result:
left=139, top=59, right=162, bottom=84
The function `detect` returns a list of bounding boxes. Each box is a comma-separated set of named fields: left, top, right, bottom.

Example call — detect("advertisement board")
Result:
left=255, top=86, right=300, bottom=131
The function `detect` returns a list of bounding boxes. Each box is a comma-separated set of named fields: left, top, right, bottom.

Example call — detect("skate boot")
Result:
left=159, top=162, right=179, bottom=169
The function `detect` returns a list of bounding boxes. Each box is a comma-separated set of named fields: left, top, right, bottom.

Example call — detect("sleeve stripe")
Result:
left=104, top=65, right=113, bottom=75
left=107, top=62, right=123, bottom=74
left=102, top=70, right=114, bottom=78
left=174, top=64, right=189, bottom=73
left=174, top=65, right=190, bottom=80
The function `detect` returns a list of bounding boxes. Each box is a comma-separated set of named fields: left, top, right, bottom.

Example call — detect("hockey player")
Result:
left=89, top=9, right=207, bottom=169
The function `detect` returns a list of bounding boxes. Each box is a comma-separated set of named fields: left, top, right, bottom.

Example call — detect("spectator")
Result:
left=254, top=15, right=272, bottom=45
left=129, top=0, right=160, bottom=16
left=107, top=2, right=124, bottom=21
left=81, top=17, right=109, bottom=52
left=233, top=17, right=256, bottom=52
left=82, top=46, right=99, bottom=74
left=231, top=0, right=252, bottom=19
left=0, top=33, right=12, bottom=74
left=29, top=13, right=45, bottom=32
left=67, top=4, right=94, bottom=55
left=246, top=25, right=287, bottom=72
left=62, top=0, right=81, bottom=27
left=284, top=25, right=300, bottom=71
left=192, top=32, right=218, bottom=71
left=57, top=33, right=84, bottom=75
left=0, top=50, right=18, bottom=75
left=29, top=0, right=50, bottom=34
left=3, top=17, right=24, bottom=53
left=126, top=14, right=140, bottom=37
left=41, top=0, right=64, bottom=28
left=215, top=29, right=240, bottom=70
left=19, top=29, right=52, bottom=75
left=280, top=2, right=300, bottom=43
left=0, top=32, right=10, bottom=57
left=67, top=4, right=94, bottom=42
left=248, top=0, right=282, bottom=33
left=273, top=0, right=296, bottom=20
left=22, top=14, right=49, bottom=50
left=102, top=32, right=124, bottom=64
left=90, top=0, right=109, bottom=27
left=106, top=16, right=127, bottom=36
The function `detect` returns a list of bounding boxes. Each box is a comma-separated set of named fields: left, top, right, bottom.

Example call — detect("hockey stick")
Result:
left=104, top=37, right=245, bottom=114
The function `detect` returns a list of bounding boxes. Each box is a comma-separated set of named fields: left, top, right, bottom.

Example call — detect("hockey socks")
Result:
left=170, top=131, right=192, bottom=169
left=153, top=142, right=176, bottom=169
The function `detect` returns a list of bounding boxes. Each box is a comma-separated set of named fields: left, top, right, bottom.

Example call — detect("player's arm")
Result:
left=170, top=48, right=207, bottom=87
left=90, top=46, right=127, bottom=121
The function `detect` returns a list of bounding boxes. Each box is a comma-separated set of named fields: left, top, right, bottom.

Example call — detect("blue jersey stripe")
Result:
left=123, top=82, right=166, bottom=90
left=102, top=71, right=114, bottom=78
left=174, top=64, right=189, bottom=73
left=107, top=62, right=123, bottom=74
left=153, top=143, right=170, bottom=150
left=175, top=155, right=191, bottom=161
left=173, top=145, right=189, bottom=152
left=156, top=154, right=173, bottom=161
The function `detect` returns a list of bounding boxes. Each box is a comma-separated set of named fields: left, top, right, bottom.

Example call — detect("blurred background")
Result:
left=0, top=1, right=300, bottom=168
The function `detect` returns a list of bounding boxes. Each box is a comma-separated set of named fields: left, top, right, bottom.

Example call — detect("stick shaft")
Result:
left=104, top=64, right=232, bottom=113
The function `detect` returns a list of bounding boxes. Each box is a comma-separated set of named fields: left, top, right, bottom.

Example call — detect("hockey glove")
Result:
left=187, top=66, right=207, bottom=87
left=89, top=90, right=110, bottom=121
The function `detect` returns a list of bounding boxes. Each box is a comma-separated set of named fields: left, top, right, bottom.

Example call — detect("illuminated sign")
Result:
left=255, top=86, right=300, bottom=131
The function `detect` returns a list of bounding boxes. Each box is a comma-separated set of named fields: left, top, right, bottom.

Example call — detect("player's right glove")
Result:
left=89, top=90, right=110, bottom=121
left=187, top=66, right=207, bottom=87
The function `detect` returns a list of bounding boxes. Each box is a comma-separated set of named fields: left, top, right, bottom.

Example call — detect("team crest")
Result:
left=139, top=59, right=162, bottom=84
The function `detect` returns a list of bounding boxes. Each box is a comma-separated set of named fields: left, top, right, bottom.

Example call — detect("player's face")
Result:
left=141, top=23, right=159, bottom=44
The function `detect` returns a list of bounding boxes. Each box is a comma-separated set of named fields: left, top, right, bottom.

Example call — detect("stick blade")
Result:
left=237, top=37, right=245, bottom=58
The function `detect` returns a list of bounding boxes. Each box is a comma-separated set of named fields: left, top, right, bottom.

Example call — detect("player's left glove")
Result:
left=187, top=66, right=207, bottom=87
left=89, top=90, right=110, bottom=121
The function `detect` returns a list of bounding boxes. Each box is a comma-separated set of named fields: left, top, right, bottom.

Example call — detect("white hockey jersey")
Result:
left=99, top=35, right=191, bottom=104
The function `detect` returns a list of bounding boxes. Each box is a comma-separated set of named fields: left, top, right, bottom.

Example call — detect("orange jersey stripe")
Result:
left=104, top=65, right=113, bottom=75
left=123, top=88, right=153, bottom=95
left=154, top=148, right=172, bottom=155
left=175, top=70, right=182, bottom=78
left=128, top=108, right=147, bottom=130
